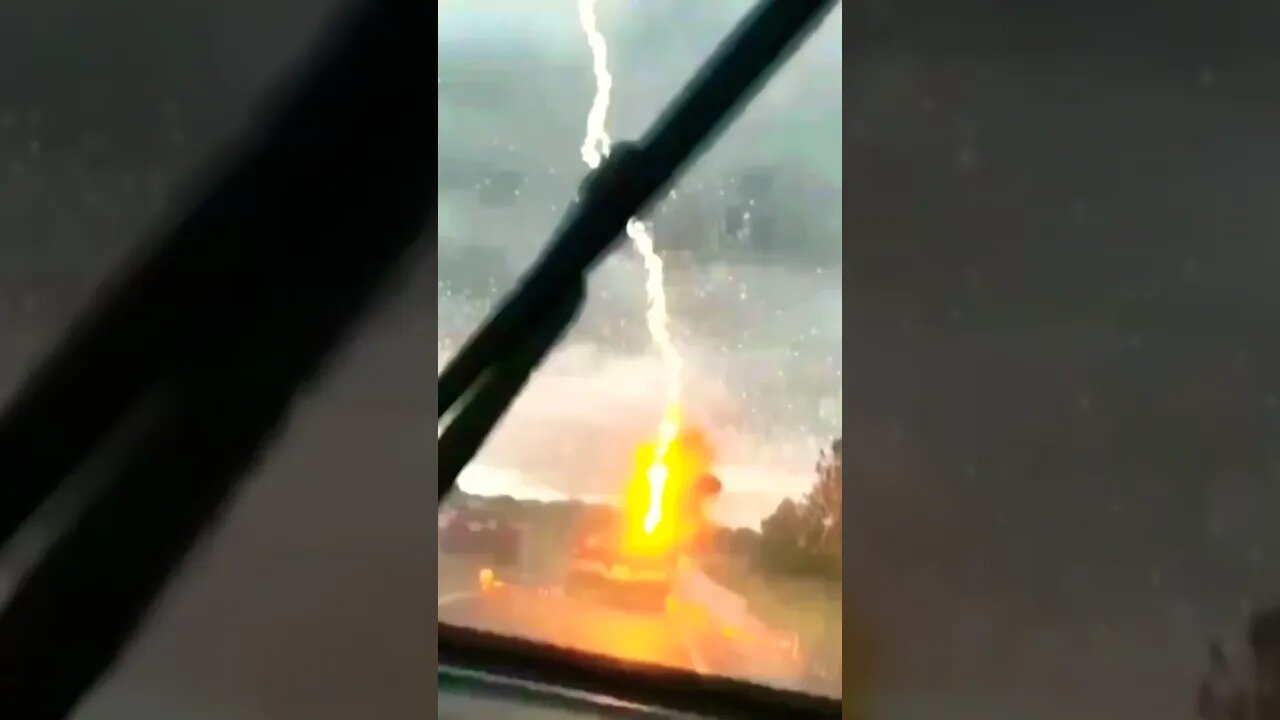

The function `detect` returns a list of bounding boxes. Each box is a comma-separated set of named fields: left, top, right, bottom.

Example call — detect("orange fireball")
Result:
left=620, top=426, right=719, bottom=557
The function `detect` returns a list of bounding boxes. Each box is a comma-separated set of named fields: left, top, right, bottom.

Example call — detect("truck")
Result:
left=563, top=430, right=722, bottom=614
left=564, top=514, right=675, bottom=613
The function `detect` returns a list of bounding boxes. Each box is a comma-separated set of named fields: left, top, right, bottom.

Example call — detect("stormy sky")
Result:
left=439, top=1, right=843, bottom=529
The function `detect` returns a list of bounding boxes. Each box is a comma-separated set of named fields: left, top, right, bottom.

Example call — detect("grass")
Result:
left=701, top=555, right=854, bottom=701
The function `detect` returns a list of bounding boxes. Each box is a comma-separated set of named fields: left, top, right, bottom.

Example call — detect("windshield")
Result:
left=442, top=1, right=1280, bottom=718
left=438, top=0, right=844, bottom=702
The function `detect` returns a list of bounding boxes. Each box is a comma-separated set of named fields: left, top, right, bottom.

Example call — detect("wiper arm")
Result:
left=438, top=0, right=840, bottom=496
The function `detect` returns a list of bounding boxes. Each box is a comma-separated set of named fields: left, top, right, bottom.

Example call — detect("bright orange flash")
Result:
left=624, top=437, right=678, bottom=555
left=622, top=423, right=716, bottom=559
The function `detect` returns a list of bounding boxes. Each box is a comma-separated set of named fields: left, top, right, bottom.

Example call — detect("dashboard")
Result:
left=439, top=664, right=696, bottom=719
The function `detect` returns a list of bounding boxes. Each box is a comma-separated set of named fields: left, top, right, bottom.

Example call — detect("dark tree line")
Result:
left=712, top=438, right=843, bottom=583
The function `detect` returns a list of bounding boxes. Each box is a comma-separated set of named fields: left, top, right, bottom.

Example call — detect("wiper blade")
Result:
left=438, top=0, right=840, bottom=497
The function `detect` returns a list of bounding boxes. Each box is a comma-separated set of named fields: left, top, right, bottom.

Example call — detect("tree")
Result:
left=758, top=437, right=842, bottom=579
left=805, top=438, right=842, bottom=558
left=727, top=526, right=762, bottom=555
left=760, top=498, right=803, bottom=550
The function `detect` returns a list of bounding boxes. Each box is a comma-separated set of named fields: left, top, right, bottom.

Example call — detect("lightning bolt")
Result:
left=578, top=0, right=682, bottom=535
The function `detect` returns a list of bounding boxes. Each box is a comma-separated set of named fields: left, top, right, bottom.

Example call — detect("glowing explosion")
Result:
left=620, top=429, right=718, bottom=556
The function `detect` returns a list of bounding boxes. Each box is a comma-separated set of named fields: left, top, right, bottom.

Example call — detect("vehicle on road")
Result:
left=564, top=515, right=675, bottom=613
left=562, top=431, right=723, bottom=616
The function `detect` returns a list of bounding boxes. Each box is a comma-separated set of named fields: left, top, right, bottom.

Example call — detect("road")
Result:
left=437, top=556, right=806, bottom=692
left=441, top=586, right=712, bottom=675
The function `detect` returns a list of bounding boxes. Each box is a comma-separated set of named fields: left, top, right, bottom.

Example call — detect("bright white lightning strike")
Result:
left=578, top=0, right=683, bottom=535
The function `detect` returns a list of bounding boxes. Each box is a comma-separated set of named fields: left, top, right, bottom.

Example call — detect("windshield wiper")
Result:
left=438, top=0, right=840, bottom=497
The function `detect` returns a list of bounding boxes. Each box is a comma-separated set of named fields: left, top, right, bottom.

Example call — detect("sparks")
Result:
left=578, top=0, right=683, bottom=535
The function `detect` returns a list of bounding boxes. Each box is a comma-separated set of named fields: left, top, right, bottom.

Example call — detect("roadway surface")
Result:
left=437, top=555, right=806, bottom=696
left=441, top=584, right=714, bottom=675
left=438, top=584, right=715, bottom=720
